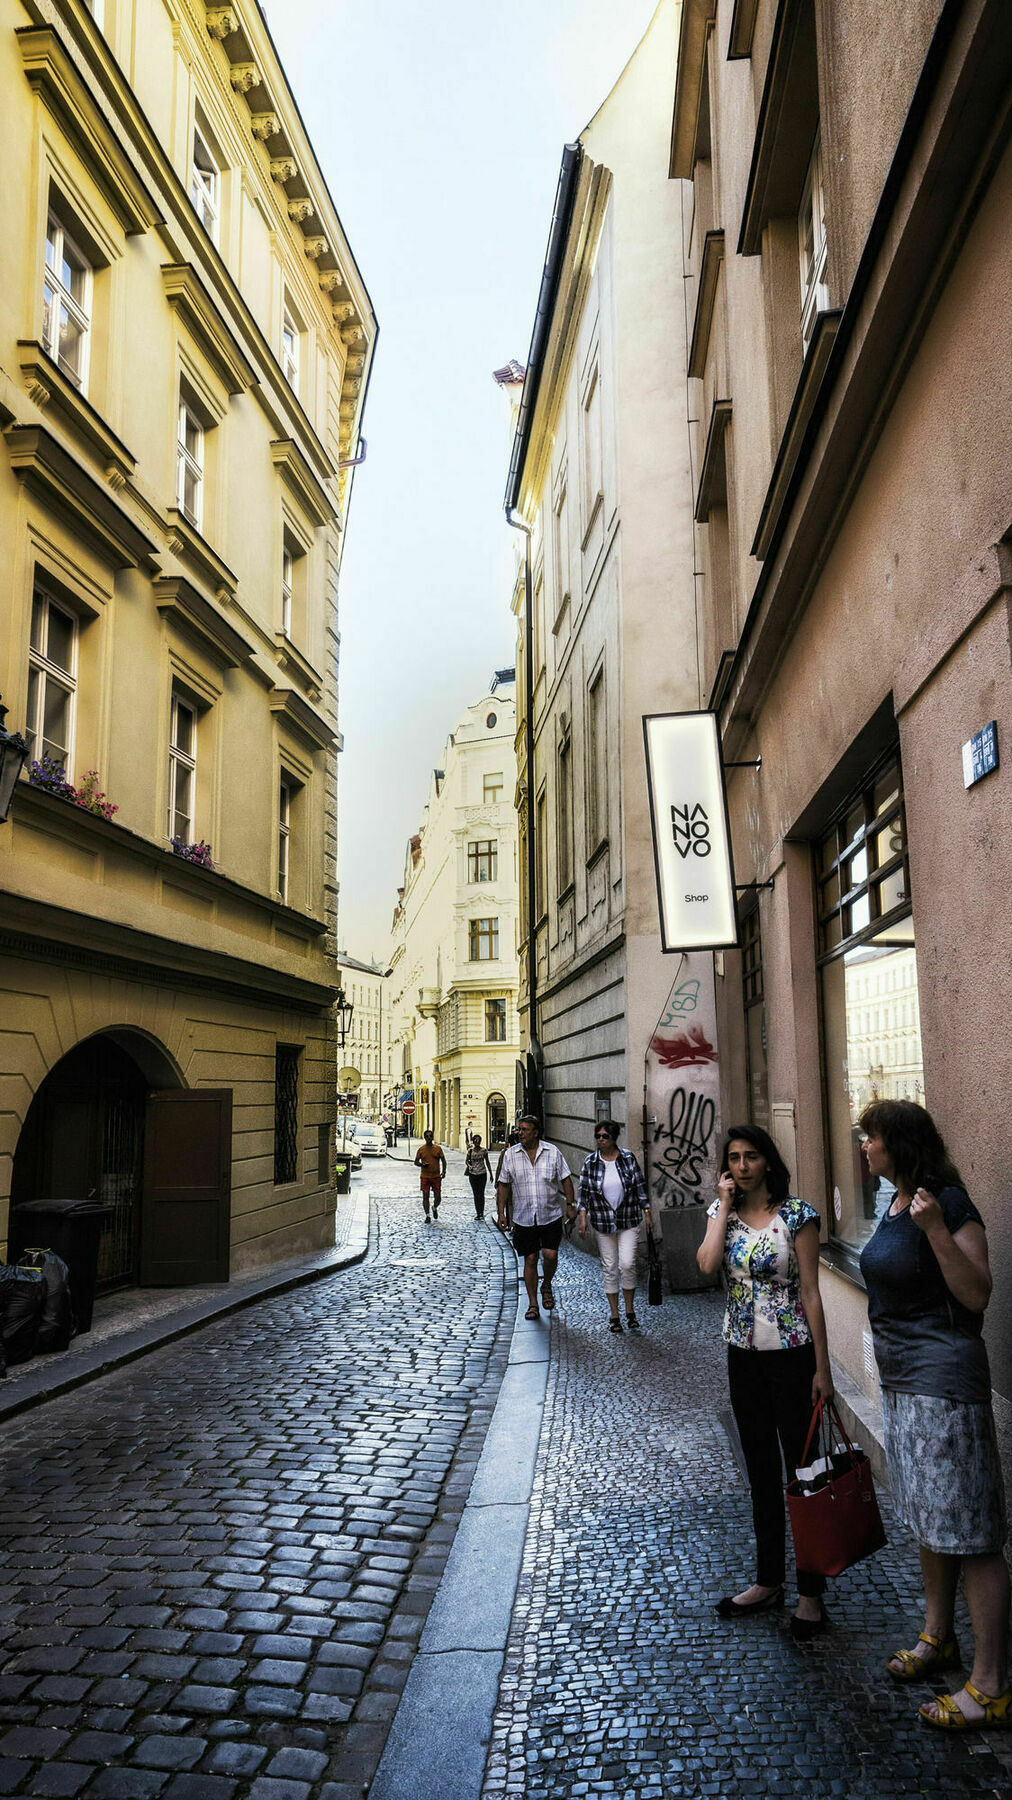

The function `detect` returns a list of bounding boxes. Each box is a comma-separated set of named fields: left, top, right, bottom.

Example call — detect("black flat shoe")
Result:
left=715, top=1587, right=784, bottom=1619
left=625, top=1313, right=640, bottom=1330
left=790, top=1606, right=830, bottom=1641
left=609, top=1317, right=623, bottom=1333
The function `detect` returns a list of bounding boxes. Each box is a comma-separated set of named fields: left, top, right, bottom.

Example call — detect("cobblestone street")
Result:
left=2, top=1159, right=1010, bottom=1800
left=0, top=1155, right=512, bottom=1800
left=482, top=1229, right=1012, bottom=1800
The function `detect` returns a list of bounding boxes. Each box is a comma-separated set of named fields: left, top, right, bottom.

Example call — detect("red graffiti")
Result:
left=650, top=1026, right=718, bottom=1068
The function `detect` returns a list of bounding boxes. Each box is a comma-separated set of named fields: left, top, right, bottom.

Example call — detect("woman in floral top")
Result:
left=697, top=1124, right=834, bottom=1639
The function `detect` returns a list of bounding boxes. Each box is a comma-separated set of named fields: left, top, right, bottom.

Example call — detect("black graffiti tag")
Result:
left=652, top=1084, right=715, bottom=1203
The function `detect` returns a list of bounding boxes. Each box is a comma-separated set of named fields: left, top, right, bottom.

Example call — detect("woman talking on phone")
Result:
left=698, top=1124, right=834, bottom=1638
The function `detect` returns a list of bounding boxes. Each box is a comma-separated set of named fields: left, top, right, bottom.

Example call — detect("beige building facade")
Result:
left=337, top=953, right=391, bottom=1120
left=671, top=0, right=1011, bottom=1469
left=0, top=0, right=375, bottom=1282
left=505, top=0, right=721, bottom=1242
left=388, top=675, right=520, bottom=1152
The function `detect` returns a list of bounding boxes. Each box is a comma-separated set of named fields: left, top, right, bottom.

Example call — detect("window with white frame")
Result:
left=282, top=306, right=300, bottom=390
left=168, top=691, right=197, bottom=843
left=27, top=588, right=77, bottom=770
left=278, top=775, right=293, bottom=902
left=798, top=132, right=829, bottom=352
left=176, top=394, right=204, bottom=528
left=281, top=545, right=294, bottom=638
left=43, top=210, right=92, bottom=391
left=483, top=772, right=504, bottom=804
left=191, top=119, right=220, bottom=242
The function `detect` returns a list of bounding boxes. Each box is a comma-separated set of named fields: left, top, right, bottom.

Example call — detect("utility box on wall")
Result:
left=660, top=1206, right=719, bottom=1292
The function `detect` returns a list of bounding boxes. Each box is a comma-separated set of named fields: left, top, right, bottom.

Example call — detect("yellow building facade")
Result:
left=0, top=0, right=376, bottom=1282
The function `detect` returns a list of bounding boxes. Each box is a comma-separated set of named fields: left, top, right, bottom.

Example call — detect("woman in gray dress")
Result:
left=858, top=1100, right=1009, bottom=1732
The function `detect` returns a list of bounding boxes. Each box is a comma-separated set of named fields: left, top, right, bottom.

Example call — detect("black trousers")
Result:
left=468, top=1173, right=487, bottom=1216
left=727, top=1343, right=825, bottom=1598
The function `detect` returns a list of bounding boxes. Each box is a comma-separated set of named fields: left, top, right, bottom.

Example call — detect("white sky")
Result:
left=264, top=1, right=660, bottom=960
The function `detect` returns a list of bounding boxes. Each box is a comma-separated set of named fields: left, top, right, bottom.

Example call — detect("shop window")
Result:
left=27, top=588, right=78, bottom=771
left=274, top=1044, right=301, bottom=1184
left=468, top=917, right=499, bottom=961
left=817, top=754, right=922, bottom=1251
left=468, top=839, right=497, bottom=883
left=485, top=998, right=507, bottom=1042
left=43, top=209, right=92, bottom=392
left=741, top=905, right=770, bottom=1130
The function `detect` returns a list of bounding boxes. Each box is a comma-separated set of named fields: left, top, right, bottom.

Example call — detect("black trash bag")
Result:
left=0, top=1265, right=46, bottom=1365
left=17, top=1249, right=74, bottom=1352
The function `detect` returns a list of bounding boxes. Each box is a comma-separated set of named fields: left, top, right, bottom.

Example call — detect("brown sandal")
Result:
left=540, top=1281, right=555, bottom=1310
left=525, top=1304, right=540, bottom=1320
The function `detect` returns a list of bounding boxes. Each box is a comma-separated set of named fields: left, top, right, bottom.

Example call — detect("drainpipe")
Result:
left=505, top=507, right=542, bottom=1119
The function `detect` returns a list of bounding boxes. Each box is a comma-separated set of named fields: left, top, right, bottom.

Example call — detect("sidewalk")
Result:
left=0, top=1182, right=371, bottom=1421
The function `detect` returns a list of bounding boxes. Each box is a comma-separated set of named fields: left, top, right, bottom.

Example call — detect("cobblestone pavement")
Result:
left=481, top=1234, right=1012, bottom=1800
left=0, top=1154, right=512, bottom=1800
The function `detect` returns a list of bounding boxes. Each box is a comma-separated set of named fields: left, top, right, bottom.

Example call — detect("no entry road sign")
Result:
left=401, top=1100, right=416, bottom=1115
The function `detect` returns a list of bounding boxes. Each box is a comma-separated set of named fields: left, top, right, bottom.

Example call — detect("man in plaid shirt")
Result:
left=496, top=1115, right=575, bottom=1320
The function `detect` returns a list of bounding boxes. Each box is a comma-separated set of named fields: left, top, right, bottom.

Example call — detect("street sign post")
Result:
left=401, top=1097, right=415, bottom=1153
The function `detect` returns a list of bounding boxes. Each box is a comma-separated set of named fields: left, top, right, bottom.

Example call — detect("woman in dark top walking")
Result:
left=858, top=1100, right=1008, bottom=1732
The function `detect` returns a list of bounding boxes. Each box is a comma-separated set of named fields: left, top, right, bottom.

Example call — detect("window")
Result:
left=485, top=998, right=507, bottom=1042
left=282, top=306, right=300, bottom=390
left=191, top=120, right=220, bottom=242
left=483, top=772, right=504, bottom=804
left=43, top=211, right=91, bottom=391
left=587, top=672, right=607, bottom=849
left=817, top=754, right=922, bottom=1251
left=741, top=906, right=769, bottom=1131
left=168, top=691, right=197, bottom=842
left=281, top=546, right=294, bottom=638
left=553, top=479, right=570, bottom=622
left=278, top=776, right=293, bottom=903
left=468, top=840, right=497, bottom=883
left=557, top=737, right=573, bottom=892
left=274, top=1044, right=301, bottom=1184
left=27, top=589, right=77, bottom=769
left=536, top=790, right=547, bottom=918
left=176, top=395, right=204, bottom=528
left=468, top=917, right=499, bottom=961
left=798, top=133, right=829, bottom=352
left=583, top=365, right=603, bottom=521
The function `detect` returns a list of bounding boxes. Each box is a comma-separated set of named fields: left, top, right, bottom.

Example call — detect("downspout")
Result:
left=505, top=509, right=540, bottom=1109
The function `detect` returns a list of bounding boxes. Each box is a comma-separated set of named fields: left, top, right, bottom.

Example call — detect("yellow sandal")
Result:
left=919, top=1680, right=1012, bottom=1731
left=887, top=1631, right=961, bottom=1682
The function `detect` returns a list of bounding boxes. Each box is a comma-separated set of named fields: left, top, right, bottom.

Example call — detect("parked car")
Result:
left=354, top=1122, right=387, bottom=1157
left=336, top=1119, right=361, bottom=1169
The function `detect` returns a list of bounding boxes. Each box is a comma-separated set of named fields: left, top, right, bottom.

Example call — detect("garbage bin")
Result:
left=7, top=1199, right=114, bottom=1334
left=334, top=1156, right=351, bottom=1195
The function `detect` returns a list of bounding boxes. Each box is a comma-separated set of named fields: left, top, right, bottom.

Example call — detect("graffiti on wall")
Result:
left=646, top=955, right=721, bottom=1208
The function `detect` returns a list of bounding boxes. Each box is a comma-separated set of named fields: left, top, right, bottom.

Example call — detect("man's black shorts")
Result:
left=512, top=1218, right=564, bottom=1256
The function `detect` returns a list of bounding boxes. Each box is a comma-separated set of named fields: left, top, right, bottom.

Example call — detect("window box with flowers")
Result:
left=28, top=755, right=118, bottom=821
left=170, top=837, right=215, bottom=871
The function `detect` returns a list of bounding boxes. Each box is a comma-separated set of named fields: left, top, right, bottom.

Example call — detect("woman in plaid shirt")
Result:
left=577, top=1121, right=652, bottom=1332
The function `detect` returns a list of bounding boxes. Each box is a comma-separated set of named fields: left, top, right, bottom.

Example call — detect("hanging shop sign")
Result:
left=643, top=711, right=738, bottom=952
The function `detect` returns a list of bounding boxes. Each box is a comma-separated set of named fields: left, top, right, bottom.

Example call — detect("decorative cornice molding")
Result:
left=17, top=340, right=137, bottom=486
left=332, top=300, right=354, bottom=320
left=269, top=686, right=337, bottom=753
left=270, top=156, right=298, bottom=183
left=318, top=270, right=343, bottom=293
left=161, top=263, right=257, bottom=395
left=694, top=398, right=732, bottom=522
left=750, top=311, right=840, bottom=559
left=229, top=61, right=262, bottom=94
left=687, top=230, right=726, bottom=380
left=154, top=574, right=255, bottom=669
left=273, top=633, right=324, bottom=702
left=17, top=26, right=162, bottom=235
left=164, top=508, right=238, bottom=602
left=6, top=424, right=157, bottom=570
left=205, top=7, right=238, bottom=40
left=303, top=236, right=329, bottom=261
left=287, top=197, right=313, bottom=224
left=250, top=110, right=280, bottom=142
left=270, top=438, right=338, bottom=529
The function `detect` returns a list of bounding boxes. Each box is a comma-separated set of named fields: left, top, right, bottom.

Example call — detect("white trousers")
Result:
left=598, top=1226, right=640, bottom=1295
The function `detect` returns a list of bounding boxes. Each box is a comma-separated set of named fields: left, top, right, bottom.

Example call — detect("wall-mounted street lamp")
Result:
left=335, top=987, right=355, bottom=1050
left=0, top=695, right=30, bottom=824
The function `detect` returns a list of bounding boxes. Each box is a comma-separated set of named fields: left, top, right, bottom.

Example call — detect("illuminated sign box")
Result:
left=643, top=711, right=739, bottom=952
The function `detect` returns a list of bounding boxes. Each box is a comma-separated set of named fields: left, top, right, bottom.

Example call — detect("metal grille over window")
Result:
left=817, top=754, right=923, bottom=1251
left=274, top=1044, right=300, bottom=1184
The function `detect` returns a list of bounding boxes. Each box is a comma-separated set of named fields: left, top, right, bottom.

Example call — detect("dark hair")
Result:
left=423, top=1129, right=433, bottom=1141
left=594, top=1120, right=622, bottom=1142
left=857, top=1099, right=963, bottom=1194
left=719, top=1124, right=791, bottom=1204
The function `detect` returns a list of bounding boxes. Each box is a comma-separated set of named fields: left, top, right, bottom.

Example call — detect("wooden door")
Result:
left=140, top=1089, right=232, bottom=1285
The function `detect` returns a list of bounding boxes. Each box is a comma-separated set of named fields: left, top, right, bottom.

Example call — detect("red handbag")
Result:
left=786, top=1399, right=886, bottom=1578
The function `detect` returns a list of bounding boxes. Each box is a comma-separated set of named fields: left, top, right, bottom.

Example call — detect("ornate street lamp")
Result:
left=0, top=694, right=30, bottom=824
left=335, top=987, right=354, bottom=1050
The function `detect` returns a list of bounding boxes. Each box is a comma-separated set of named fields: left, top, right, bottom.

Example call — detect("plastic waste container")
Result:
left=334, top=1156, right=352, bottom=1195
left=8, top=1199, right=114, bottom=1334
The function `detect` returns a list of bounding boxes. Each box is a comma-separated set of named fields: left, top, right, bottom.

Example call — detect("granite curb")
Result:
left=368, top=1234, right=550, bottom=1800
left=0, top=1183, right=373, bottom=1422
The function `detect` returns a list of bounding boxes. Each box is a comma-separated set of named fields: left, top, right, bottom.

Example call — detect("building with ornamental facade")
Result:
left=388, top=673, right=520, bottom=1152
left=0, top=0, right=375, bottom=1283
left=337, top=953, right=391, bottom=1121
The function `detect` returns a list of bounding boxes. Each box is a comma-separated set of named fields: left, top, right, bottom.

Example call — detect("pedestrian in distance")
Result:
left=497, top=1115, right=576, bottom=1320
left=414, top=1129, right=446, bottom=1222
left=857, top=1099, right=1009, bottom=1731
left=697, top=1123, right=834, bottom=1639
left=576, top=1120, right=652, bottom=1333
left=465, top=1133, right=493, bottom=1221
